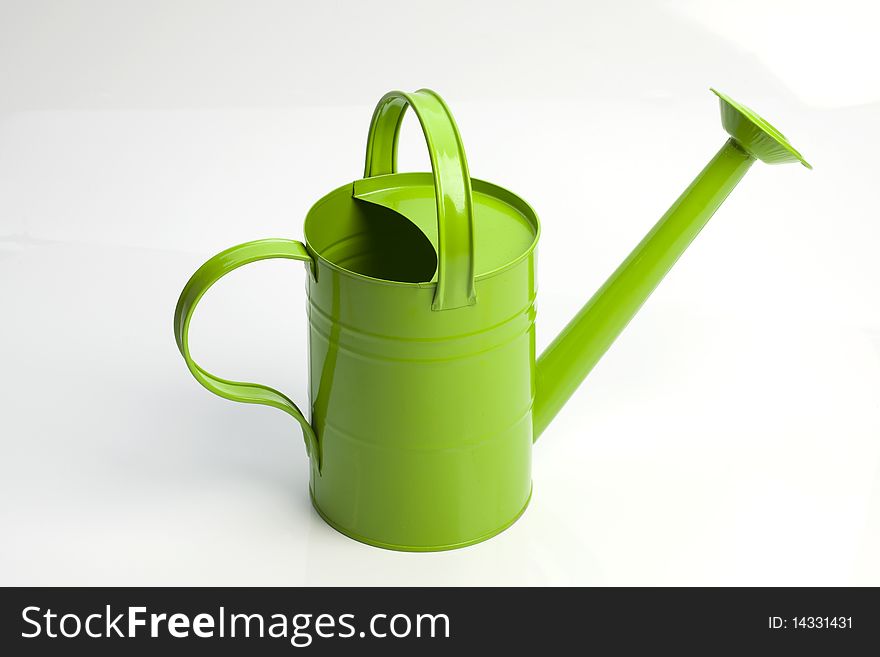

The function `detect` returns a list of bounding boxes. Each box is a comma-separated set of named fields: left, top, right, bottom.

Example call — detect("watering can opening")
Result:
left=305, top=172, right=539, bottom=286
left=303, top=172, right=540, bottom=287
left=302, top=179, right=439, bottom=284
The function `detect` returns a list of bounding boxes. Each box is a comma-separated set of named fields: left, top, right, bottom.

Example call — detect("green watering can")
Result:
left=174, top=88, right=810, bottom=551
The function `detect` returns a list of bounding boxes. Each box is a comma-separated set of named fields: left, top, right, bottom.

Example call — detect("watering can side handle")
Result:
left=173, top=238, right=319, bottom=466
left=360, top=89, right=476, bottom=311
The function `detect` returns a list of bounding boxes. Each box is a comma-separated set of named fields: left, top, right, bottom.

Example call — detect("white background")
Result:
left=1, top=0, right=878, bottom=585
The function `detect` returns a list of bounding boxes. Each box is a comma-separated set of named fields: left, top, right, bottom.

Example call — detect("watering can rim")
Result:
left=302, top=172, right=542, bottom=289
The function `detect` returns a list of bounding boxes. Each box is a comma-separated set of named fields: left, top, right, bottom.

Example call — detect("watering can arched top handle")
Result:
left=360, top=89, right=477, bottom=311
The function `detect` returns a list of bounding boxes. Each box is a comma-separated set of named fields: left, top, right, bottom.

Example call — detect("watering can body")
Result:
left=305, top=178, right=538, bottom=549
left=174, top=88, right=809, bottom=551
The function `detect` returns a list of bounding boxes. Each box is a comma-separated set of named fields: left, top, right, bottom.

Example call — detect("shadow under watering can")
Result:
left=174, top=88, right=810, bottom=551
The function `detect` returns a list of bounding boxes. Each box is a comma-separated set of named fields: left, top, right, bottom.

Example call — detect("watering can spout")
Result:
left=532, top=89, right=810, bottom=440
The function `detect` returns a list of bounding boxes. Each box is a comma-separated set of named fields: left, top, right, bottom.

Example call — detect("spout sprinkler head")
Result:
left=711, top=88, right=811, bottom=169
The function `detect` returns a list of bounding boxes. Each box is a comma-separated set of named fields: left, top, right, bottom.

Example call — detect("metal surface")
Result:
left=174, top=88, right=810, bottom=550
